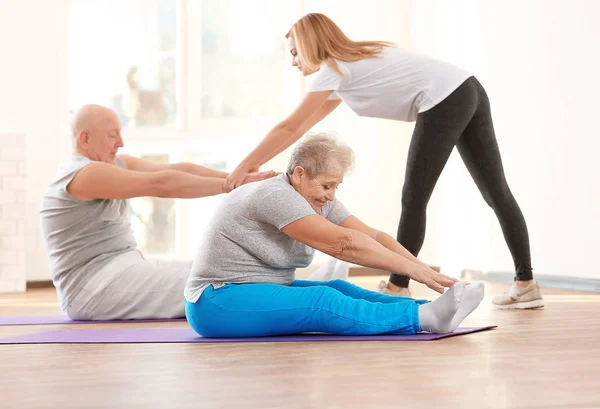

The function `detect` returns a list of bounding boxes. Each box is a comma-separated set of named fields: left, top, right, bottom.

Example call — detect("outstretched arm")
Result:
left=225, top=92, right=340, bottom=191
left=118, top=154, right=278, bottom=188
left=119, top=154, right=229, bottom=178
left=281, top=214, right=455, bottom=294
left=67, top=162, right=228, bottom=201
left=339, top=215, right=451, bottom=278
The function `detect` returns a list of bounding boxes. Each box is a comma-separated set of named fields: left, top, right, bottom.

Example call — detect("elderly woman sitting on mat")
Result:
left=184, top=132, right=484, bottom=338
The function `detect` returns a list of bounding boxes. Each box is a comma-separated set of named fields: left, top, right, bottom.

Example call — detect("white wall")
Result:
left=3, top=0, right=597, bottom=283
left=410, top=0, right=600, bottom=279
left=0, top=0, right=71, bottom=281
left=0, top=133, right=27, bottom=292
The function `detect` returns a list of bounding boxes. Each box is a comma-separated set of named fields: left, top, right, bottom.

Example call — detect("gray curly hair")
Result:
left=286, top=132, right=355, bottom=177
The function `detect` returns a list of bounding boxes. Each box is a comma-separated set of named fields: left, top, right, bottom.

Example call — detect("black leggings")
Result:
left=390, top=76, right=533, bottom=288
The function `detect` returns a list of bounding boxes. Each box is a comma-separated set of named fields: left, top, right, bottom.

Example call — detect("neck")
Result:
left=74, top=146, right=93, bottom=161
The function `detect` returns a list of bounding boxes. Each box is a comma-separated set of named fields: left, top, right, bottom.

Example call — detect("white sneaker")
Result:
left=492, top=281, right=545, bottom=309
left=377, top=280, right=412, bottom=297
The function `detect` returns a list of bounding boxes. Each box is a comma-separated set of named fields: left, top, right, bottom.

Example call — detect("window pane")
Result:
left=197, top=0, right=296, bottom=118
left=129, top=154, right=176, bottom=256
left=185, top=153, right=229, bottom=256
left=69, top=0, right=177, bottom=128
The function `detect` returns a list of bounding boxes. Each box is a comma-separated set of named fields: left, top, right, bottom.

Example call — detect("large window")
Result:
left=69, top=0, right=303, bottom=259
left=69, top=0, right=178, bottom=128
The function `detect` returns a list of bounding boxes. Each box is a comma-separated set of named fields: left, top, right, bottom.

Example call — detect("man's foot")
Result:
left=377, top=280, right=411, bottom=297
left=492, top=281, right=545, bottom=309
left=306, top=257, right=349, bottom=281
left=333, top=260, right=350, bottom=281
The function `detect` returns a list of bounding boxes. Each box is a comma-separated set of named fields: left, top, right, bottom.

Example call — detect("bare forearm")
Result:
left=156, top=170, right=225, bottom=198
left=241, top=124, right=299, bottom=169
left=373, top=231, right=431, bottom=269
left=258, top=101, right=339, bottom=166
left=171, top=163, right=229, bottom=179
left=332, top=230, right=420, bottom=276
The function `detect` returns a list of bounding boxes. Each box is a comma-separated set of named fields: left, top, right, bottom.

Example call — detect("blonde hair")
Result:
left=286, top=13, right=395, bottom=75
left=287, top=132, right=355, bottom=177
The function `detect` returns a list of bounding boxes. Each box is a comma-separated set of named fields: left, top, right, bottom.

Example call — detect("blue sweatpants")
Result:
left=185, top=279, right=428, bottom=338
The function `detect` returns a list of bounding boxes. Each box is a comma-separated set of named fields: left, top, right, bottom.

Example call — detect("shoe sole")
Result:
left=493, top=299, right=545, bottom=310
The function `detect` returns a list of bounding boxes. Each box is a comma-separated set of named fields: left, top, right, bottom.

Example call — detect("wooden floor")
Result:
left=0, top=278, right=599, bottom=409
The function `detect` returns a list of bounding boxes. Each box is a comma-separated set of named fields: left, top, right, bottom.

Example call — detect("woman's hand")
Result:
left=242, top=170, right=280, bottom=185
left=223, top=92, right=337, bottom=192
left=224, top=165, right=250, bottom=192
left=224, top=164, right=263, bottom=192
left=407, top=266, right=457, bottom=294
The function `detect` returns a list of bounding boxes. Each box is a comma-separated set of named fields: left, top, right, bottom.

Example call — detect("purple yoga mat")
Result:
left=0, top=326, right=497, bottom=344
left=0, top=315, right=185, bottom=326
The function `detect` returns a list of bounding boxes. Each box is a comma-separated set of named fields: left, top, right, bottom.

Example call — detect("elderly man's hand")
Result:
left=242, top=170, right=280, bottom=185
left=408, top=266, right=457, bottom=294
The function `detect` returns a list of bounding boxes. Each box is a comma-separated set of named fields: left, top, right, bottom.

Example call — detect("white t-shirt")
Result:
left=306, top=47, right=472, bottom=122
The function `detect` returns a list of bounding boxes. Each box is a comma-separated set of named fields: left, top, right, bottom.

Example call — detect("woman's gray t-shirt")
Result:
left=184, top=173, right=351, bottom=303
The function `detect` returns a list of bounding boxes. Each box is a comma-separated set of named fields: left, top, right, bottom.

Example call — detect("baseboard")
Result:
left=26, top=280, right=55, bottom=290
left=461, top=269, right=600, bottom=293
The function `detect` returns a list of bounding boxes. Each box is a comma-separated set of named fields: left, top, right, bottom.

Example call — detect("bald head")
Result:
left=72, top=104, right=124, bottom=163
left=71, top=104, right=120, bottom=138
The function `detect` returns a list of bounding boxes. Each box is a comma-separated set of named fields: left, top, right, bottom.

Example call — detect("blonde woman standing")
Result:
left=225, top=13, right=543, bottom=309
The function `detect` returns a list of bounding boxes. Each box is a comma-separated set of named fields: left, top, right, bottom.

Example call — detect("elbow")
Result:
left=327, top=232, right=361, bottom=263
left=277, top=120, right=300, bottom=136
left=149, top=170, right=175, bottom=198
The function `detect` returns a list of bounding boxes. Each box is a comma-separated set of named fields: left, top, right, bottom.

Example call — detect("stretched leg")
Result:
left=67, top=251, right=192, bottom=320
left=456, top=79, right=533, bottom=282
left=185, top=281, right=483, bottom=337
left=390, top=77, right=480, bottom=289
left=185, top=282, right=423, bottom=337
left=292, top=279, right=429, bottom=305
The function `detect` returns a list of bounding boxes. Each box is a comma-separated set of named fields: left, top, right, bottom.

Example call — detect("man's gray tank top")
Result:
left=40, top=153, right=137, bottom=309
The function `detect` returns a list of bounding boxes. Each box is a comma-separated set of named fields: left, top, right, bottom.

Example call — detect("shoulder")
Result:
left=306, top=62, right=346, bottom=91
left=49, top=154, right=94, bottom=184
left=320, top=198, right=351, bottom=224
left=250, top=174, right=300, bottom=201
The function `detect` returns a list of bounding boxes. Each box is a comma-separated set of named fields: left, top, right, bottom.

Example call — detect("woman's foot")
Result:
left=418, top=281, right=485, bottom=333
left=450, top=281, right=485, bottom=329
left=418, top=282, right=464, bottom=333
left=492, top=281, right=544, bottom=309
left=377, top=280, right=412, bottom=297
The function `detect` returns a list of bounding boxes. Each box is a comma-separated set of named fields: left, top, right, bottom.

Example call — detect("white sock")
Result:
left=332, top=260, right=350, bottom=281
left=418, top=282, right=465, bottom=333
left=307, top=257, right=337, bottom=281
left=450, top=281, right=485, bottom=330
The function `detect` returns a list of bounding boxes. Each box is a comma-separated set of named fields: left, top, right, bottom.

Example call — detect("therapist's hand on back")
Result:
left=225, top=164, right=260, bottom=192
left=224, top=166, right=277, bottom=192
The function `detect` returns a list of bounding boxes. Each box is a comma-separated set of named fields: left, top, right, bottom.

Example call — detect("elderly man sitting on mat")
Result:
left=39, top=104, right=294, bottom=321
left=184, top=132, right=485, bottom=337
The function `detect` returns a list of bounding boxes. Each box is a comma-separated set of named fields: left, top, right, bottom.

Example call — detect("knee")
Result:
left=325, top=279, right=353, bottom=292
left=401, top=191, right=427, bottom=211
left=481, top=183, right=512, bottom=209
left=328, top=279, right=348, bottom=286
left=66, top=307, right=91, bottom=321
